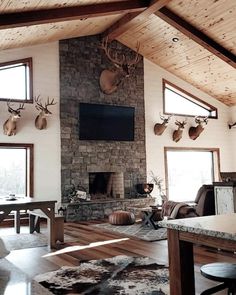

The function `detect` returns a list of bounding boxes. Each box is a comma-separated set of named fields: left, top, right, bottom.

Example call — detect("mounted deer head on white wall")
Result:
left=188, top=116, right=208, bottom=140
left=34, top=96, right=56, bottom=130
left=154, top=113, right=172, bottom=135
left=3, top=101, right=25, bottom=136
left=99, top=38, right=141, bottom=94
left=172, top=119, right=187, bottom=142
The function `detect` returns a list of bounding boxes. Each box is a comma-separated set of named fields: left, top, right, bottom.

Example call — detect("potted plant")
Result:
left=149, top=171, right=167, bottom=205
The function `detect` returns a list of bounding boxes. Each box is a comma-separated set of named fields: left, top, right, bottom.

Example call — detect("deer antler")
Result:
left=195, top=116, right=208, bottom=125
left=175, top=119, right=187, bottom=128
left=45, top=97, right=56, bottom=108
left=101, top=37, right=125, bottom=66
left=35, top=96, right=56, bottom=111
left=7, top=100, right=24, bottom=112
left=35, top=95, right=44, bottom=111
left=7, top=101, right=15, bottom=113
left=17, top=103, right=25, bottom=111
left=101, top=37, right=140, bottom=66
left=127, top=42, right=141, bottom=66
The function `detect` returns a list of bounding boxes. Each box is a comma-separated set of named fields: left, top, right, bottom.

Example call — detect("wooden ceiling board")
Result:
left=117, top=14, right=236, bottom=106
left=0, top=0, right=235, bottom=106
left=167, top=0, right=236, bottom=54
left=0, top=14, right=122, bottom=50
left=0, top=0, right=128, bottom=13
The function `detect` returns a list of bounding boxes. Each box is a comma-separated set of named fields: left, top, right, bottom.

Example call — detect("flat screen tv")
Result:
left=79, top=103, right=135, bottom=141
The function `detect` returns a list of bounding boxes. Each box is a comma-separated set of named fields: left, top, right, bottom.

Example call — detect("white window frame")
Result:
left=0, top=58, right=33, bottom=102
left=0, top=143, right=34, bottom=198
left=164, top=147, right=220, bottom=202
left=163, top=79, right=218, bottom=119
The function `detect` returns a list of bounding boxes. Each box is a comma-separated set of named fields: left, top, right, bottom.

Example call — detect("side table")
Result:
left=141, top=206, right=162, bottom=229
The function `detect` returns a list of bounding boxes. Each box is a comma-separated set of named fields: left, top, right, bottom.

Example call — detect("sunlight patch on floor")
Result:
left=43, top=237, right=129, bottom=257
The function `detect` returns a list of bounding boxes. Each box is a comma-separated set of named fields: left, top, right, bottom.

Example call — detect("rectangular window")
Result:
left=165, top=147, right=220, bottom=202
left=163, top=80, right=217, bottom=118
left=0, top=144, right=33, bottom=198
left=0, top=58, right=33, bottom=102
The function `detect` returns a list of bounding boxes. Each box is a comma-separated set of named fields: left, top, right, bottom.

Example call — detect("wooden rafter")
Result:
left=103, top=0, right=172, bottom=40
left=155, top=7, right=236, bottom=69
left=0, top=0, right=150, bottom=30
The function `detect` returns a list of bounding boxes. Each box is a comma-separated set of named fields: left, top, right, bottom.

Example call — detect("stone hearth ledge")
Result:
left=159, top=213, right=236, bottom=241
left=64, top=197, right=155, bottom=222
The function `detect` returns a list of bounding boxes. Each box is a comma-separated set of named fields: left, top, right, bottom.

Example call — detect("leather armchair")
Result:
left=161, top=184, right=215, bottom=219
left=194, top=184, right=215, bottom=216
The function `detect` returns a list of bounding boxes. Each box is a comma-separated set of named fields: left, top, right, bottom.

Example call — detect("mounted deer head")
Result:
left=99, top=37, right=141, bottom=94
left=172, top=119, right=187, bottom=142
left=34, top=96, right=56, bottom=130
left=189, top=116, right=208, bottom=140
left=154, top=114, right=172, bottom=135
left=3, top=101, right=25, bottom=136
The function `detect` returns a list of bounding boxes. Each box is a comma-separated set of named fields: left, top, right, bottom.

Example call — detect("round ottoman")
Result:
left=109, top=210, right=135, bottom=225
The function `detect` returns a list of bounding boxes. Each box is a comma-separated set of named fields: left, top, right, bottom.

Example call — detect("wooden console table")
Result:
left=0, top=198, right=57, bottom=248
left=159, top=214, right=236, bottom=294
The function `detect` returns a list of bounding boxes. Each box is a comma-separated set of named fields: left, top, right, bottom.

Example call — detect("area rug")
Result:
left=1, top=232, right=76, bottom=251
left=93, top=223, right=167, bottom=242
left=35, top=255, right=170, bottom=294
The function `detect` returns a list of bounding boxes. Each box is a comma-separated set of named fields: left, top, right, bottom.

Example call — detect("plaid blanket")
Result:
left=162, top=201, right=197, bottom=219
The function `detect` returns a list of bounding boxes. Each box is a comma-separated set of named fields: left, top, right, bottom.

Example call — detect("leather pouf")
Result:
left=109, top=211, right=135, bottom=225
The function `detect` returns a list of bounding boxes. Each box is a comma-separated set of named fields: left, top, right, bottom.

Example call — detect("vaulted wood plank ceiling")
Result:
left=0, top=0, right=235, bottom=106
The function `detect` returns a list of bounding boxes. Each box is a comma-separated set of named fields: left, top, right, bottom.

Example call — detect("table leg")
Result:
left=41, top=206, right=56, bottom=248
left=29, top=214, right=40, bottom=233
left=142, top=211, right=158, bottom=229
left=14, top=210, right=20, bottom=234
left=168, top=229, right=195, bottom=295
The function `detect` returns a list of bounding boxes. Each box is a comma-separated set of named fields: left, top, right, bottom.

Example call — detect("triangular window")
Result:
left=163, top=80, right=217, bottom=118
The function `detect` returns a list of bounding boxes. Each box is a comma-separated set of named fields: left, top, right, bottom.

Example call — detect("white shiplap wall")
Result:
left=0, top=42, right=61, bottom=204
left=144, top=58, right=234, bottom=197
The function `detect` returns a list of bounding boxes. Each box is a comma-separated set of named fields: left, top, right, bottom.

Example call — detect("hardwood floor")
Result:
left=1, top=221, right=236, bottom=294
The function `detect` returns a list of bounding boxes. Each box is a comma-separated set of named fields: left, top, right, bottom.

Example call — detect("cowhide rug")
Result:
left=35, top=255, right=169, bottom=294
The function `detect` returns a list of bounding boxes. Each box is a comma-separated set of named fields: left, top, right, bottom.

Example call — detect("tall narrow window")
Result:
left=163, top=80, right=217, bottom=118
left=0, top=144, right=33, bottom=198
left=165, top=147, right=220, bottom=202
left=0, top=58, right=33, bottom=102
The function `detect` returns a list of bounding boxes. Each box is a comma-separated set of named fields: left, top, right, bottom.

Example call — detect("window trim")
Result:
left=164, top=146, right=220, bottom=200
left=0, top=143, right=34, bottom=197
left=0, top=57, right=33, bottom=103
left=163, top=79, right=218, bottom=119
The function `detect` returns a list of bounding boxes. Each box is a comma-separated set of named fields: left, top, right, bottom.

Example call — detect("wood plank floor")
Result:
left=2, top=221, right=236, bottom=294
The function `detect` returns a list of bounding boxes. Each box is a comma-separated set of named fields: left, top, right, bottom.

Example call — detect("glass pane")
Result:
left=167, top=150, right=213, bottom=202
left=165, top=88, right=210, bottom=116
left=0, top=148, right=26, bottom=197
left=0, top=65, right=27, bottom=100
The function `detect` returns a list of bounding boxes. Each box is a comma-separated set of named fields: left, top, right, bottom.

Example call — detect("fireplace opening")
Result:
left=89, top=172, right=124, bottom=200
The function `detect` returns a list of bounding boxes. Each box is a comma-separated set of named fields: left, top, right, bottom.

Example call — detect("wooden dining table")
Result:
left=0, top=198, right=57, bottom=248
left=159, top=214, right=236, bottom=295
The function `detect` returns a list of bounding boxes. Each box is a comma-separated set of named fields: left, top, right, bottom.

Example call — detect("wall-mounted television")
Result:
left=79, top=103, right=135, bottom=141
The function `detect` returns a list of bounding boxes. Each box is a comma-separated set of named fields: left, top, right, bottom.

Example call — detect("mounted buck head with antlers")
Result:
left=3, top=101, right=25, bottom=136
left=188, top=116, right=208, bottom=140
left=172, top=119, right=187, bottom=142
left=34, top=96, right=57, bottom=130
left=154, top=113, right=172, bottom=135
left=99, top=37, right=141, bottom=95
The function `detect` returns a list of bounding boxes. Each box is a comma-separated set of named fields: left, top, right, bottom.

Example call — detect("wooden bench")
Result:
left=28, top=210, right=64, bottom=243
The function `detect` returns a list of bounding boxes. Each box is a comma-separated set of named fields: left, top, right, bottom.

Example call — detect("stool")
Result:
left=200, top=263, right=236, bottom=294
left=109, top=211, right=135, bottom=225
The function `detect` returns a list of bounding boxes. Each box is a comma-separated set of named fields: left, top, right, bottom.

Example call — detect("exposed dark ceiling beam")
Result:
left=0, top=0, right=150, bottom=30
left=155, top=7, right=236, bottom=69
left=103, top=0, right=172, bottom=40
